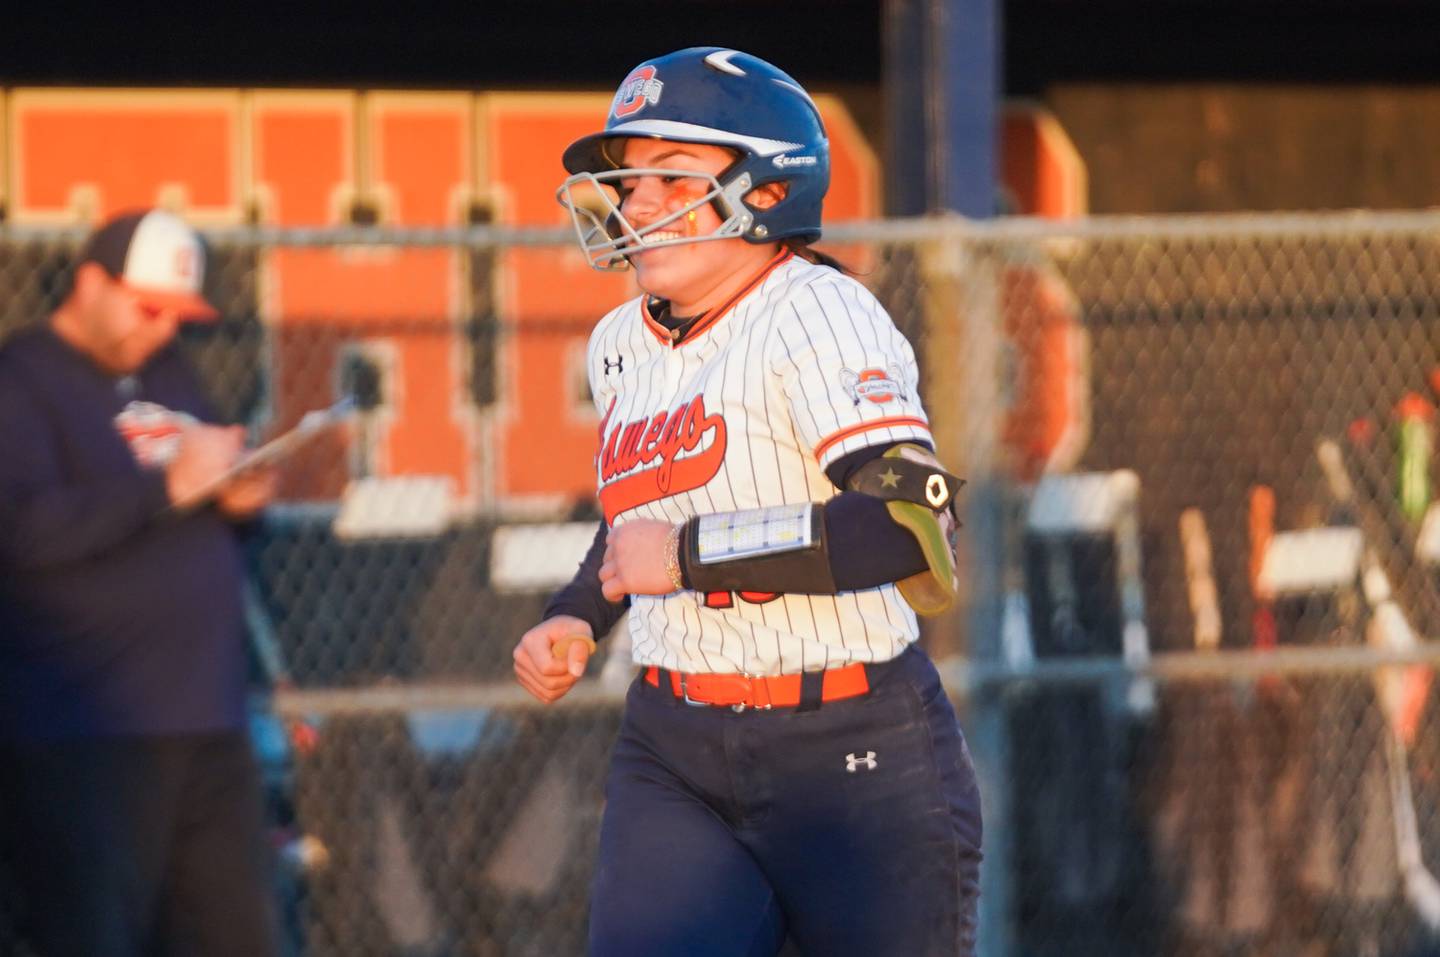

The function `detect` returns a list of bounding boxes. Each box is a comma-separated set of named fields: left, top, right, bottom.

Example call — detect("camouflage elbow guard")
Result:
left=847, top=443, right=964, bottom=616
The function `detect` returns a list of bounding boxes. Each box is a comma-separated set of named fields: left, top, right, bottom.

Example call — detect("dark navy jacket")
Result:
left=0, top=325, right=248, bottom=742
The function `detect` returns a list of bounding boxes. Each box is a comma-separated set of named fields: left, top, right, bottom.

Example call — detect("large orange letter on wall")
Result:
left=250, top=92, right=474, bottom=500
left=476, top=93, right=634, bottom=509
left=250, top=91, right=359, bottom=500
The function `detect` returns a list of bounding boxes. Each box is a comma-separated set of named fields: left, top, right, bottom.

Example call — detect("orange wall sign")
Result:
left=6, top=86, right=890, bottom=509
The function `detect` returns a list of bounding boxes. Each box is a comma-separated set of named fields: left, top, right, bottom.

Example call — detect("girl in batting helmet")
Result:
left=519, top=47, right=982, bottom=957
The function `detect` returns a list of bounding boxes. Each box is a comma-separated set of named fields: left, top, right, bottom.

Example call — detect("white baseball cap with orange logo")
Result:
left=79, top=209, right=218, bottom=321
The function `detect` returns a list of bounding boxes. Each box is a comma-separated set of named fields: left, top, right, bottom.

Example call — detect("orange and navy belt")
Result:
left=644, top=662, right=870, bottom=712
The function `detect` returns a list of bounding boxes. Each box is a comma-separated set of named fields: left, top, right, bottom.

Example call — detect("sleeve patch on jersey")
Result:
left=839, top=366, right=907, bottom=406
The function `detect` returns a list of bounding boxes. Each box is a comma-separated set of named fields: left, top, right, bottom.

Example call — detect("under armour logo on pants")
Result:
left=845, top=751, right=877, bottom=772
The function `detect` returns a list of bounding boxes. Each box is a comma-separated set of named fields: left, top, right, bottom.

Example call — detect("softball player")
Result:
left=513, top=47, right=982, bottom=956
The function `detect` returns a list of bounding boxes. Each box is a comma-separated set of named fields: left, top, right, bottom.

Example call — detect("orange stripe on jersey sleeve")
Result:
left=813, top=416, right=931, bottom=462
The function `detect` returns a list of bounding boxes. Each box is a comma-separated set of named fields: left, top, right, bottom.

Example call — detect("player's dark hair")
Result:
left=785, top=238, right=853, bottom=275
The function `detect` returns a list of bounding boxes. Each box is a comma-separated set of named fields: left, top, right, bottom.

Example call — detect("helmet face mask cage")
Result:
left=556, top=165, right=759, bottom=271
left=557, top=47, right=830, bottom=273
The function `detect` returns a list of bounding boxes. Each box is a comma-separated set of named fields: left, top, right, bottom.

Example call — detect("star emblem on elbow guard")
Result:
left=878, top=468, right=901, bottom=489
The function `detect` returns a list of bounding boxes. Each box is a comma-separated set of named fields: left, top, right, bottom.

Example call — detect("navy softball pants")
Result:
left=588, top=644, right=983, bottom=957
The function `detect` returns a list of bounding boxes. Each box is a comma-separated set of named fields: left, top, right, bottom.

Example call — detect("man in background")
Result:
left=0, top=209, right=278, bottom=956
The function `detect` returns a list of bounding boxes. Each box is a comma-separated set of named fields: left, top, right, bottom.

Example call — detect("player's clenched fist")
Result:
left=513, top=615, right=596, bottom=704
left=599, top=519, right=680, bottom=601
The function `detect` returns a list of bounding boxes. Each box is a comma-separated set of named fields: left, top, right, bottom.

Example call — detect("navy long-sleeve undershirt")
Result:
left=542, top=442, right=932, bottom=639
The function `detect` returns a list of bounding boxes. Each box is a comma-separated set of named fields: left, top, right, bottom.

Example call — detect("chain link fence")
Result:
left=5, top=212, right=1440, bottom=955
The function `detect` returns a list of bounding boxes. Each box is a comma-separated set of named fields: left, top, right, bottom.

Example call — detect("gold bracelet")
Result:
left=663, top=523, right=685, bottom=592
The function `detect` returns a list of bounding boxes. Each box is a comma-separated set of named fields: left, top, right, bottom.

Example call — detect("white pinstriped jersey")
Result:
left=588, top=250, right=934, bottom=676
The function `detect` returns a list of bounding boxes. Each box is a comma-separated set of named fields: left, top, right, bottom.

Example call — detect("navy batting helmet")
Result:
left=557, top=47, right=831, bottom=270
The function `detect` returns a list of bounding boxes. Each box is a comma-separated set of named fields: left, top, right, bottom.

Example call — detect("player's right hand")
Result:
left=513, top=615, right=595, bottom=704
left=166, top=424, right=245, bottom=509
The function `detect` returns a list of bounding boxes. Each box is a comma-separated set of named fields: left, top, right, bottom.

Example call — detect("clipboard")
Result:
left=184, top=396, right=357, bottom=506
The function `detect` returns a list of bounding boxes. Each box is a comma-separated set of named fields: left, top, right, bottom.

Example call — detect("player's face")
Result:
left=617, top=138, right=775, bottom=315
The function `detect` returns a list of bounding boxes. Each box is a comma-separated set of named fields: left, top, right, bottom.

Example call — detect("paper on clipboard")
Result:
left=189, top=397, right=356, bottom=504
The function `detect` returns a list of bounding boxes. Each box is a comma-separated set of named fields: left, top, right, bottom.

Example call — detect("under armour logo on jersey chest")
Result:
left=604, top=355, right=624, bottom=375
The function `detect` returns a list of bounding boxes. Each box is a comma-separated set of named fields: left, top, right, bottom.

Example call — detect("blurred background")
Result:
left=6, top=2, right=1440, bottom=954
